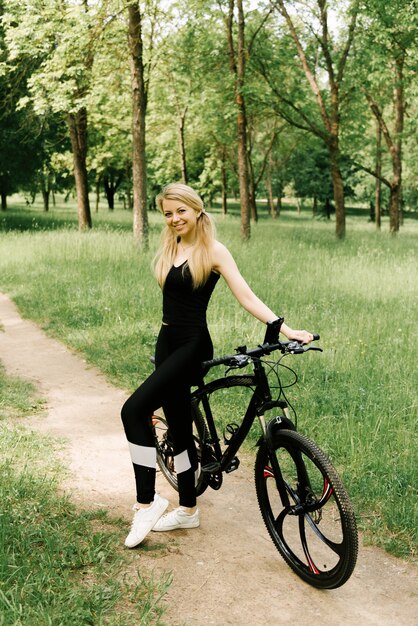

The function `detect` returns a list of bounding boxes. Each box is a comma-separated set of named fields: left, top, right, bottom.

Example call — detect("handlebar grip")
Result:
left=312, top=334, right=320, bottom=341
left=201, top=358, right=217, bottom=369
left=202, top=355, right=232, bottom=369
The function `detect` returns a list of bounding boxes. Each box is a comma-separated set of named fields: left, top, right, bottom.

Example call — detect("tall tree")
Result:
left=148, top=19, right=201, bottom=186
left=128, top=2, right=149, bottom=245
left=0, top=108, right=40, bottom=209
left=67, top=106, right=91, bottom=228
left=86, top=5, right=132, bottom=212
left=374, top=121, right=382, bottom=230
left=0, top=1, right=43, bottom=208
left=225, top=0, right=252, bottom=240
left=2, top=0, right=102, bottom=228
left=353, top=0, right=416, bottom=233
left=262, top=0, right=359, bottom=238
left=146, top=7, right=237, bottom=204
left=219, top=1, right=274, bottom=237
left=127, top=0, right=164, bottom=244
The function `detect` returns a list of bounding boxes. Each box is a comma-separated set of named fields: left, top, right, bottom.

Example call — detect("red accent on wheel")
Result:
left=264, top=466, right=274, bottom=479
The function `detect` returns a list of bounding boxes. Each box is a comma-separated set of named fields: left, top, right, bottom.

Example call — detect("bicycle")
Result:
left=153, top=318, right=358, bottom=589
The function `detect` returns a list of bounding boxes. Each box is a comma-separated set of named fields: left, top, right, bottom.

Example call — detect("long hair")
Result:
left=153, top=183, right=216, bottom=289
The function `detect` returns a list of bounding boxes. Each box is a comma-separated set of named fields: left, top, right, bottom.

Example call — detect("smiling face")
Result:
left=161, top=198, right=199, bottom=242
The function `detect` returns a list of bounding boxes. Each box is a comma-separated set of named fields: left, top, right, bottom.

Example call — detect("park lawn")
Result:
left=0, top=199, right=417, bottom=559
left=0, top=363, right=170, bottom=624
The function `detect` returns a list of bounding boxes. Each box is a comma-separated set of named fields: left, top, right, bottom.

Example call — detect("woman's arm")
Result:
left=212, top=241, right=313, bottom=343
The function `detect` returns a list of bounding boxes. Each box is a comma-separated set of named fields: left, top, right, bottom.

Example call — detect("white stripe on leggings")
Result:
left=174, top=449, right=191, bottom=474
left=128, top=442, right=156, bottom=468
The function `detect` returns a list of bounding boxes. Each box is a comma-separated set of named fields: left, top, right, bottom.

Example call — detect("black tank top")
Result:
left=162, top=261, right=220, bottom=327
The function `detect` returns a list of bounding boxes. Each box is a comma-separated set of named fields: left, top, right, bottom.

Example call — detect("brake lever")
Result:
left=225, top=354, right=250, bottom=373
left=286, top=341, right=305, bottom=353
left=286, top=341, right=323, bottom=354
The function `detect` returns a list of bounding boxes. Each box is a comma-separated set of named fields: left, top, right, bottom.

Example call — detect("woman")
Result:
left=121, top=182, right=313, bottom=548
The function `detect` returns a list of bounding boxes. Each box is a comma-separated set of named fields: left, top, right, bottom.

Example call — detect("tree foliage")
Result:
left=0, top=0, right=416, bottom=233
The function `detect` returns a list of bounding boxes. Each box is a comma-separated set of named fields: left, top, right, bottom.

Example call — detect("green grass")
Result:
left=0, top=197, right=417, bottom=559
left=0, top=365, right=45, bottom=420
left=0, top=367, right=170, bottom=625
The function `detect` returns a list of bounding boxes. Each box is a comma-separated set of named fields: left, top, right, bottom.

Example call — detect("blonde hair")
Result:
left=154, top=183, right=216, bottom=289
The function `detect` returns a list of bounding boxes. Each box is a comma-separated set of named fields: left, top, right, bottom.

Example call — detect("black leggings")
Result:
left=121, top=324, right=213, bottom=508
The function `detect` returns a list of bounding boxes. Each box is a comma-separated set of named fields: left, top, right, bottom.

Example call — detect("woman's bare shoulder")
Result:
left=212, top=240, right=235, bottom=272
left=212, top=240, right=230, bottom=256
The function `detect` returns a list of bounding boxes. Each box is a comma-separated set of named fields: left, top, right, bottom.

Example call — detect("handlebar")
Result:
left=202, top=335, right=322, bottom=371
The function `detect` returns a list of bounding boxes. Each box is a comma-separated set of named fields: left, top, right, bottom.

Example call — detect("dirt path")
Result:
left=0, top=292, right=416, bottom=625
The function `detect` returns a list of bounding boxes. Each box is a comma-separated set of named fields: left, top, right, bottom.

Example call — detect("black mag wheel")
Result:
left=153, top=411, right=209, bottom=496
left=255, top=429, right=358, bottom=589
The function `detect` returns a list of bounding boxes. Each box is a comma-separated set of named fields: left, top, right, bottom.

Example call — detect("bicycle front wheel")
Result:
left=255, top=429, right=358, bottom=589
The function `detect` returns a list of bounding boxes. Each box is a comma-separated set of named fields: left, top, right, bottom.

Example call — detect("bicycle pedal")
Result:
left=207, top=472, right=223, bottom=490
left=225, top=457, right=240, bottom=473
left=202, top=461, right=222, bottom=474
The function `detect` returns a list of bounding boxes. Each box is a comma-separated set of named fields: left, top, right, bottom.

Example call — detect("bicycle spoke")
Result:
left=299, top=515, right=321, bottom=575
left=303, top=511, right=345, bottom=556
left=275, top=498, right=343, bottom=570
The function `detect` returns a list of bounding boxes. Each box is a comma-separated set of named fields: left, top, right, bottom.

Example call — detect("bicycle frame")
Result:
left=193, top=355, right=297, bottom=508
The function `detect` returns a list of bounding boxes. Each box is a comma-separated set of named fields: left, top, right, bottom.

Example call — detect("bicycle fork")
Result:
left=258, top=406, right=297, bottom=511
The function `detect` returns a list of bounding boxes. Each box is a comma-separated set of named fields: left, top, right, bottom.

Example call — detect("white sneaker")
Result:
left=152, top=507, right=200, bottom=532
left=124, top=493, right=169, bottom=548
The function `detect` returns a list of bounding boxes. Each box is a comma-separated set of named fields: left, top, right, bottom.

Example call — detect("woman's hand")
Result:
left=282, top=328, right=314, bottom=344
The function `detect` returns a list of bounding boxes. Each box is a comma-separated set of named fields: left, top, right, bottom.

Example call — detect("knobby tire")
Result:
left=255, top=429, right=358, bottom=589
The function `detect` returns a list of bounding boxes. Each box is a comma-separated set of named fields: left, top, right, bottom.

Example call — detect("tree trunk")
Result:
left=178, top=108, right=188, bottom=184
left=236, top=0, right=251, bottom=238
left=389, top=184, right=401, bottom=233
left=276, top=195, right=282, bottom=217
left=237, top=102, right=251, bottom=239
left=389, top=55, right=404, bottom=234
left=227, top=0, right=251, bottom=240
left=40, top=172, right=50, bottom=211
left=248, top=156, right=258, bottom=222
left=366, top=53, right=405, bottom=234
left=95, top=179, right=100, bottom=213
left=329, top=142, right=346, bottom=238
left=104, top=177, right=115, bottom=210
left=128, top=2, right=148, bottom=247
left=267, top=187, right=275, bottom=219
left=400, top=188, right=404, bottom=226
left=324, top=198, right=332, bottom=220
left=42, top=190, right=50, bottom=212
left=103, top=174, right=122, bottom=210
left=220, top=154, right=228, bottom=215
left=67, top=109, right=92, bottom=230
left=273, top=0, right=357, bottom=240
left=375, top=121, right=382, bottom=230
left=1, top=193, right=7, bottom=210
left=266, top=156, right=276, bottom=220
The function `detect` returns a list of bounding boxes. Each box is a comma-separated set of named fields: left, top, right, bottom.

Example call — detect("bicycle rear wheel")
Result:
left=153, top=412, right=209, bottom=496
left=255, top=429, right=358, bottom=589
